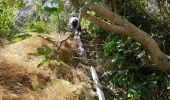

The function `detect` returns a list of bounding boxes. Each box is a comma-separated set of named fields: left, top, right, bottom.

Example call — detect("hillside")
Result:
left=0, top=33, right=95, bottom=100
left=1, top=0, right=170, bottom=99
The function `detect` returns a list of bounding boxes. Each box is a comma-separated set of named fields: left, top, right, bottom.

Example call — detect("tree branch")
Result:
left=81, top=12, right=127, bottom=35
left=87, top=4, right=124, bottom=25
left=83, top=4, right=164, bottom=64
left=69, top=1, right=170, bottom=71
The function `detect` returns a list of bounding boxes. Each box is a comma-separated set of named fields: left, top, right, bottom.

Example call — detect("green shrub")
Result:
left=28, top=21, right=51, bottom=33
left=0, top=0, right=19, bottom=38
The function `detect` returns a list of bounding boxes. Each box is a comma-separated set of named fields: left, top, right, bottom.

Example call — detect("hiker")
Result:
left=68, top=17, right=82, bottom=35
left=69, top=17, right=87, bottom=58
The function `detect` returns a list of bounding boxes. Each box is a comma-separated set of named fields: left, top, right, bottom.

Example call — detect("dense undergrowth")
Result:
left=86, top=23, right=170, bottom=99
left=80, top=0, right=170, bottom=99
left=83, top=0, right=170, bottom=99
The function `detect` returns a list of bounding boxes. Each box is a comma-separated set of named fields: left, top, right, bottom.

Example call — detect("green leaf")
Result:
left=44, top=6, right=58, bottom=14
left=55, top=0, right=64, bottom=14
left=166, top=81, right=170, bottom=89
left=10, top=34, right=32, bottom=43
left=137, top=52, right=144, bottom=59
left=37, top=44, right=52, bottom=56
left=37, top=60, right=49, bottom=68
left=111, top=54, right=119, bottom=63
left=43, top=45, right=52, bottom=54
left=37, top=47, right=46, bottom=55
left=33, top=5, right=37, bottom=11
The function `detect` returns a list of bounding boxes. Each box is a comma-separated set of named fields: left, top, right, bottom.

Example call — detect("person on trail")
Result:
left=69, top=17, right=87, bottom=59
left=68, top=17, right=82, bottom=35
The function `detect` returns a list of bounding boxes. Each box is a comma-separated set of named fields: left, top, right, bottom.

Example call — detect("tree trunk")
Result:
left=70, top=2, right=170, bottom=71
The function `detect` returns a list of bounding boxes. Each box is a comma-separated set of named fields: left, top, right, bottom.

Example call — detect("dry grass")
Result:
left=0, top=33, right=94, bottom=100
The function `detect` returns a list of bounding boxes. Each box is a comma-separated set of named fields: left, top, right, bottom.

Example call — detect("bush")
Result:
left=0, top=0, right=19, bottom=38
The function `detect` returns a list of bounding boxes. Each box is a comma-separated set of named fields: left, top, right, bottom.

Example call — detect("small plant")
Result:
left=28, top=44, right=52, bottom=67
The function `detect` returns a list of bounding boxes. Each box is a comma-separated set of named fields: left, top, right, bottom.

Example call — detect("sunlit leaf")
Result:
left=111, top=54, right=119, bottom=63
left=166, top=81, right=170, bottom=89
left=11, top=34, right=32, bottom=43
left=37, top=60, right=49, bottom=67
left=137, top=52, right=144, bottom=59
left=33, top=5, right=37, bottom=11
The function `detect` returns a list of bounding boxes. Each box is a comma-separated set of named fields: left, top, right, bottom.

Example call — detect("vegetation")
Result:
left=0, top=0, right=170, bottom=99
left=80, top=0, right=170, bottom=99
left=0, top=0, right=20, bottom=38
